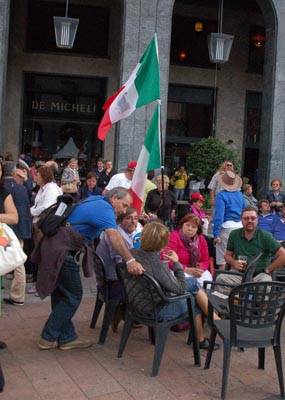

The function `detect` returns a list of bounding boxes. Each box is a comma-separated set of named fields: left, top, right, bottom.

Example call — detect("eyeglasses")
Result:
left=243, top=217, right=257, bottom=221
left=226, top=163, right=233, bottom=167
left=125, top=216, right=139, bottom=221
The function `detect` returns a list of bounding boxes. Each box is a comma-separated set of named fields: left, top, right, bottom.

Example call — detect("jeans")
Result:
left=158, top=276, right=200, bottom=320
left=173, top=188, right=185, bottom=200
left=41, top=255, right=83, bottom=344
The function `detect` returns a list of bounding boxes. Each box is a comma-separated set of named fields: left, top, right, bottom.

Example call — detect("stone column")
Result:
left=115, top=0, right=175, bottom=170
left=257, top=0, right=285, bottom=194
left=0, top=0, right=10, bottom=151
left=268, top=0, right=285, bottom=187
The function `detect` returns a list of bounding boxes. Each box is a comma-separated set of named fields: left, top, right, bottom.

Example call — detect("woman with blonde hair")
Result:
left=61, top=158, right=80, bottom=197
left=208, top=160, right=235, bottom=207
left=130, top=221, right=219, bottom=350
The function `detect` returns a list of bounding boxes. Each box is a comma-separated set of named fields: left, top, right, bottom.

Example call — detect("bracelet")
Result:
left=265, top=267, right=271, bottom=275
left=126, top=258, right=135, bottom=266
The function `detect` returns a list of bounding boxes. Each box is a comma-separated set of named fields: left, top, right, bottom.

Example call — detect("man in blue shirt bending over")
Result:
left=38, top=187, right=144, bottom=351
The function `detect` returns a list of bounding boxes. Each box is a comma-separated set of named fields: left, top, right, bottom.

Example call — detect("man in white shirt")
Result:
left=103, top=161, right=137, bottom=193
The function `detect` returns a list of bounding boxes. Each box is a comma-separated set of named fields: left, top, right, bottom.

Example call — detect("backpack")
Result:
left=37, top=194, right=76, bottom=237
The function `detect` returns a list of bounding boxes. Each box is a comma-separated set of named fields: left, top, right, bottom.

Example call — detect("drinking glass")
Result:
left=237, top=255, right=247, bottom=271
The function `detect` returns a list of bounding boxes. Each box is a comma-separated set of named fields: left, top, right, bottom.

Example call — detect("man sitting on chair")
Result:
left=216, top=207, right=285, bottom=288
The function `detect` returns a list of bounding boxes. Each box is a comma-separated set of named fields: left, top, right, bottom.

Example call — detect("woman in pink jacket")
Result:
left=166, top=214, right=213, bottom=287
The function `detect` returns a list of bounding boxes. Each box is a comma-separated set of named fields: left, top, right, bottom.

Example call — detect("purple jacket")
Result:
left=32, top=226, right=94, bottom=299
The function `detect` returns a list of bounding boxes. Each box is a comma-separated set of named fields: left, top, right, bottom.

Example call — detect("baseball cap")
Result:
left=191, top=192, right=205, bottom=202
left=127, top=160, right=137, bottom=171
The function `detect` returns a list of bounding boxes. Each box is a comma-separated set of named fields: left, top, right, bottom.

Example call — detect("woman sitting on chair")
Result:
left=131, top=221, right=219, bottom=350
left=167, top=214, right=213, bottom=288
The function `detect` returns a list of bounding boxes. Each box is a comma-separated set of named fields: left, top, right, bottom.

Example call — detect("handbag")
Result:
left=0, top=223, right=27, bottom=276
left=61, top=182, right=78, bottom=194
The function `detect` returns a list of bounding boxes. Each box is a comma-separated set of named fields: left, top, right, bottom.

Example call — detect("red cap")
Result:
left=127, top=160, right=137, bottom=170
left=191, top=192, right=205, bottom=202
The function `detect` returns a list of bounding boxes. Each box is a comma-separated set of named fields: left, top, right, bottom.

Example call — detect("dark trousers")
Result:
left=41, top=255, right=83, bottom=344
left=0, top=363, right=4, bottom=392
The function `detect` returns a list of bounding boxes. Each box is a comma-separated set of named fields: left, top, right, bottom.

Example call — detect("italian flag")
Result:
left=97, top=34, right=160, bottom=141
left=130, top=103, right=161, bottom=213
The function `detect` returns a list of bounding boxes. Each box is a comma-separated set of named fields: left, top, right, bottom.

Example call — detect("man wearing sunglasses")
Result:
left=216, top=207, right=285, bottom=287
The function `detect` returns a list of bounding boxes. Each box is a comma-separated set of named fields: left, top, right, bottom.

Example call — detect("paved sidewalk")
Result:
left=0, top=278, right=284, bottom=400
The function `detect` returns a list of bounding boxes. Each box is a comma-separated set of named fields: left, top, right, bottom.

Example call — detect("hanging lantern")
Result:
left=208, top=0, right=234, bottom=64
left=208, top=32, right=234, bottom=63
left=53, top=0, right=79, bottom=49
left=178, top=50, right=187, bottom=61
left=195, top=21, right=203, bottom=32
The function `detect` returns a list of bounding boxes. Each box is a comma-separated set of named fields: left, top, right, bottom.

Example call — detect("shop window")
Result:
left=166, top=85, right=214, bottom=140
left=247, top=26, right=265, bottom=74
left=165, top=85, right=214, bottom=170
left=26, top=1, right=109, bottom=56
left=22, top=73, right=107, bottom=162
left=171, top=16, right=217, bottom=68
left=245, top=91, right=262, bottom=145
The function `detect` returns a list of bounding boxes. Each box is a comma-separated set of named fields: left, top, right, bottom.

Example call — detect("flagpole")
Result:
left=157, top=101, right=166, bottom=225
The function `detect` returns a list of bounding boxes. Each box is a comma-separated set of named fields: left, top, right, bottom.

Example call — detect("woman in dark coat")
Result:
left=78, top=172, right=102, bottom=201
left=144, top=175, right=177, bottom=226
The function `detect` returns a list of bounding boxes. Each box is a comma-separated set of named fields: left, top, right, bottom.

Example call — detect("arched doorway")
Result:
left=167, top=0, right=277, bottom=193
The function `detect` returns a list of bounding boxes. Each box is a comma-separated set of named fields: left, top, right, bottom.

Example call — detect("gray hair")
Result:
left=105, top=187, right=131, bottom=200
left=3, top=161, right=16, bottom=177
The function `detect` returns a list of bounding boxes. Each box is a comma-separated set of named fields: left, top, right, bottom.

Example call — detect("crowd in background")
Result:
left=1, top=153, right=285, bottom=299
left=0, top=152, right=285, bottom=354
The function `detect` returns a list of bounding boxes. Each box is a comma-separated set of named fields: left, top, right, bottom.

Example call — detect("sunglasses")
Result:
left=226, top=163, right=233, bottom=167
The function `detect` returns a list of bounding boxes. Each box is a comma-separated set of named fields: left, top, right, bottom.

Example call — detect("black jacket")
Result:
left=3, top=178, right=32, bottom=240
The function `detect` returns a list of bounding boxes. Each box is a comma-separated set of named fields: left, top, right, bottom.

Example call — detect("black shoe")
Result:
left=3, top=298, right=24, bottom=306
left=199, top=338, right=220, bottom=351
left=0, top=341, right=7, bottom=349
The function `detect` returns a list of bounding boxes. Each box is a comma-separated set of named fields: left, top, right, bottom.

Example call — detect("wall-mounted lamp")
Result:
left=53, top=0, right=79, bottom=49
left=251, top=32, right=266, bottom=48
left=195, top=21, right=203, bottom=32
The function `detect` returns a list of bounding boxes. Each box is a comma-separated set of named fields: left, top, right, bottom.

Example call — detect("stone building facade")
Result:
left=0, top=0, right=284, bottom=192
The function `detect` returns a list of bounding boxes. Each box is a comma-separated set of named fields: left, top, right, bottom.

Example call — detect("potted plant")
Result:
left=187, top=137, right=241, bottom=188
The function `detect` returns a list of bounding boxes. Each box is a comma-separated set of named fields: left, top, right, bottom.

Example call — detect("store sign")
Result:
left=31, top=100, right=96, bottom=114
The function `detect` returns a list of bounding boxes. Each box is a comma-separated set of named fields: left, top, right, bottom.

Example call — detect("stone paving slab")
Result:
left=0, top=280, right=284, bottom=400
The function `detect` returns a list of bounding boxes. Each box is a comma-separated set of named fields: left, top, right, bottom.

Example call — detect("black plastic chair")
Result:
left=204, top=252, right=263, bottom=323
left=273, top=241, right=285, bottom=282
left=204, top=281, right=285, bottom=399
left=116, top=263, right=200, bottom=377
left=90, top=253, right=121, bottom=344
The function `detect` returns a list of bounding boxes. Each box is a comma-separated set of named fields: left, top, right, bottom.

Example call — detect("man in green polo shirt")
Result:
left=216, top=208, right=285, bottom=287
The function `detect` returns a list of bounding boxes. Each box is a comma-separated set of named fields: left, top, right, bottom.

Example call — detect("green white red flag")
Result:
left=97, top=34, right=160, bottom=141
left=130, top=103, right=161, bottom=213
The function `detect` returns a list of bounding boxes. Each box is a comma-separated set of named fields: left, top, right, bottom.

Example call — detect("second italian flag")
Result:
left=130, top=104, right=161, bottom=213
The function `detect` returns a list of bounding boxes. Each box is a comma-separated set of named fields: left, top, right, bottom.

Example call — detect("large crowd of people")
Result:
left=1, top=153, right=285, bottom=391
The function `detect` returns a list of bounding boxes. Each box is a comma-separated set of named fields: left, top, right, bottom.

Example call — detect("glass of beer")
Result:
left=237, top=255, right=247, bottom=271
